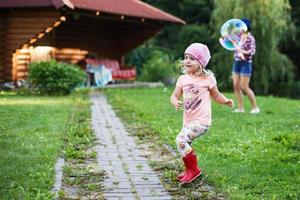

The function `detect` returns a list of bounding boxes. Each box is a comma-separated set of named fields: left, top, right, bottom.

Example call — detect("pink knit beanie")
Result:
left=184, top=43, right=211, bottom=68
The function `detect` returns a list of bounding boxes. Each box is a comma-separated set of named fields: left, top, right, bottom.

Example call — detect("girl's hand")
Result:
left=225, top=99, right=234, bottom=108
left=237, top=51, right=245, bottom=60
left=174, top=100, right=183, bottom=110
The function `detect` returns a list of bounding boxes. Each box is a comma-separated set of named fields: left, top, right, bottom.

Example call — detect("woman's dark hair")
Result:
left=241, top=18, right=251, bottom=32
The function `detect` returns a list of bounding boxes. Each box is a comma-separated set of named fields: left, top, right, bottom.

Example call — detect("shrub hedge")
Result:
left=28, top=60, right=85, bottom=95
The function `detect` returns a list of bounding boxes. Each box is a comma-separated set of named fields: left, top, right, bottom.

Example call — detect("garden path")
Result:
left=90, top=92, right=172, bottom=200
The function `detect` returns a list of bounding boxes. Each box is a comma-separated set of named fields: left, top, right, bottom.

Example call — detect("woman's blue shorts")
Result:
left=232, top=60, right=252, bottom=76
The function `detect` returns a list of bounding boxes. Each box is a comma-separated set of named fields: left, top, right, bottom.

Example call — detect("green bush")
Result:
left=28, top=60, right=85, bottom=95
left=267, top=80, right=300, bottom=99
left=126, top=44, right=156, bottom=76
left=139, top=50, right=178, bottom=85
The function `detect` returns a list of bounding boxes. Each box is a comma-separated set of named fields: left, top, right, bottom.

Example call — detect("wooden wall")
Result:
left=1, top=9, right=59, bottom=81
left=116, top=22, right=163, bottom=56
left=54, top=48, right=88, bottom=65
left=0, top=12, right=7, bottom=81
left=40, top=13, right=163, bottom=60
left=12, top=47, right=88, bottom=80
left=0, top=8, right=165, bottom=82
left=13, top=48, right=31, bottom=80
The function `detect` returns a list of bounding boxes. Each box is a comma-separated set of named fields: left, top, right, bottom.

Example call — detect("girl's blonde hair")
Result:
left=180, top=60, right=214, bottom=77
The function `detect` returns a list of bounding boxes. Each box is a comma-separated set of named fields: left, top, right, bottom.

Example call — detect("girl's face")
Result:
left=183, top=54, right=203, bottom=75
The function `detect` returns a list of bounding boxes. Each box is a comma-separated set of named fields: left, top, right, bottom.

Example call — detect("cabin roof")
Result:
left=0, top=0, right=185, bottom=24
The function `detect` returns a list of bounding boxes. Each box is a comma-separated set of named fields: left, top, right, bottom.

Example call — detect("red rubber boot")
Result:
left=177, top=153, right=192, bottom=181
left=177, top=158, right=187, bottom=180
left=180, top=151, right=202, bottom=184
left=177, top=172, right=185, bottom=180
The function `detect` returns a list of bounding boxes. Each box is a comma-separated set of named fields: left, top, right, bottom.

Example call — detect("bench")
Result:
left=85, top=58, right=136, bottom=80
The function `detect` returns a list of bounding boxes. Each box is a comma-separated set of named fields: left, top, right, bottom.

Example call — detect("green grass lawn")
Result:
left=0, top=93, right=76, bottom=199
left=104, top=87, right=300, bottom=200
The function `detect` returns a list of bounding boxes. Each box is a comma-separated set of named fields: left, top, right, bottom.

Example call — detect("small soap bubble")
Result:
left=219, top=19, right=247, bottom=51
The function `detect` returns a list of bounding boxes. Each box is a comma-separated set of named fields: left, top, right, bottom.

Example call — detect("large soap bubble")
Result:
left=219, top=19, right=247, bottom=51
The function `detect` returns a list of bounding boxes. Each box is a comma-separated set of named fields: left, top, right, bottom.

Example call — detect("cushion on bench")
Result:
left=85, top=58, right=136, bottom=80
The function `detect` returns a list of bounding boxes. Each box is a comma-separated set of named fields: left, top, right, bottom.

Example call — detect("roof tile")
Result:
left=0, top=0, right=185, bottom=24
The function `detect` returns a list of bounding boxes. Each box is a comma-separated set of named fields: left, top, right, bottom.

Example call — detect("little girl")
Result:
left=170, top=43, right=234, bottom=184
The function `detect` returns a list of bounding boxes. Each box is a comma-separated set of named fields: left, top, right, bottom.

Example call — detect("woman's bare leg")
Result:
left=240, top=76, right=258, bottom=109
left=232, top=74, right=244, bottom=109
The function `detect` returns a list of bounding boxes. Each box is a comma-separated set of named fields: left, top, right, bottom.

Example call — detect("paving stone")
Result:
left=140, top=196, right=172, bottom=200
left=136, top=187, right=169, bottom=197
left=104, top=188, right=134, bottom=193
left=90, top=92, right=172, bottom=199
left=105, top=196, right=136, bottom=200
left=104, top=193, right=136, bottom=198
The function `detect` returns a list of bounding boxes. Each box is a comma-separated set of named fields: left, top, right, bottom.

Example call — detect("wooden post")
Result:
left=0, top=12, right=7, bottom=81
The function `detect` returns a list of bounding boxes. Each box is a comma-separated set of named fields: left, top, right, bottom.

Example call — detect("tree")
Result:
left=282, top=0, right=300, bottom=80
left=141, top=0, right=214, bottom=59
left=128, top=0, right=214, bottom=75
left=212, top=0, right=295, bottom=94
left=144, top=0, right=213, bottom=24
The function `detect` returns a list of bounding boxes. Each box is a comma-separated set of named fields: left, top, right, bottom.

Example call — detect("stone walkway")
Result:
left=90, top=92, right=172, bottom=200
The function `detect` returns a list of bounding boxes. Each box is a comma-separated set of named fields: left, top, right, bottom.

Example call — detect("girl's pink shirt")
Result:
left=176, top=74, right=216, bottom=126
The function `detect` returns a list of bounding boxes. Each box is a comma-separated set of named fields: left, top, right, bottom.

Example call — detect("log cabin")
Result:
left=0, top=0, right=184, bottom=82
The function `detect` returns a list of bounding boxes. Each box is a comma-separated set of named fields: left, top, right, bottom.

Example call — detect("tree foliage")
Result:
left=212, top=0, right=295, bottom=93
left=139, top=50, right=177, bottom=84
left=144, top=0, right=213, bottom=24
left=283, top=0, right=300, bottom=80
left=133, top=0, right=214, bottom=68
left=136, top=0, right=298, bottom=95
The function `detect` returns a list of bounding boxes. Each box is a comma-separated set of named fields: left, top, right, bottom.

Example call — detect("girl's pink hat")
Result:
left=184, top=43, right=211, bottom=68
